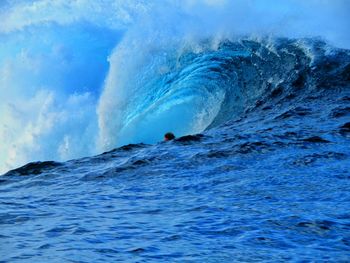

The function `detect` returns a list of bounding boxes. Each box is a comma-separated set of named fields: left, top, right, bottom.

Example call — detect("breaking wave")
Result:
left=0, top=0, right=349, bottom=173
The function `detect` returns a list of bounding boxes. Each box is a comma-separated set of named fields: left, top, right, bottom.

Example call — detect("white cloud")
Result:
left=0, top=0, right=150, bottom=33
left=0, top=90, right=97, bottom=174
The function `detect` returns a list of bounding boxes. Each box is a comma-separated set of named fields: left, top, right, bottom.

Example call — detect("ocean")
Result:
left=1, top=1, right=350, bottom=262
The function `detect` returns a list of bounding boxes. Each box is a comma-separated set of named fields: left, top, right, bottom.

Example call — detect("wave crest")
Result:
left=97, top=37, right=350, bottom=150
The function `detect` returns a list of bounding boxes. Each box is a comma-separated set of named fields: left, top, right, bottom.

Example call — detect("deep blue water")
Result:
left=1, top=38, right=350, bottom=261
left=1, top=2, right=350, bottom=261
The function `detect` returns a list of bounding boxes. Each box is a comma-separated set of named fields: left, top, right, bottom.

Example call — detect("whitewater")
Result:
left=1, top=0, right=350, bottom=262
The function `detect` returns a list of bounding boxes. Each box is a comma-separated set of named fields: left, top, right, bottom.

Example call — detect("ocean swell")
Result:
left=97, top=37, right=350, bottom=149
left=0, top=0, right=349, bottom=173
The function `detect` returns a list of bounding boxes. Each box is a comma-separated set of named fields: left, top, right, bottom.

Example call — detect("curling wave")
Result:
left=1, top=0, right=349, bottom=173
left=97, top=37, right=350, bottom=149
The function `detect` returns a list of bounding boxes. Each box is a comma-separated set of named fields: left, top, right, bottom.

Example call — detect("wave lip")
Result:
left=1, top=35, right=349, bottom=174
left=97, top=37, right=350, bottom=152
left=1, top=0, right=350, bottom=173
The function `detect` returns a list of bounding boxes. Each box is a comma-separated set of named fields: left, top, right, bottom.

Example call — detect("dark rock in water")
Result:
left=119, top=143, right=147, bottom=151
left=175, top=134, right=204, bottom=143
left=4, top=161, right=62, bottom=176
left=101, top=143, right=147, bottom=155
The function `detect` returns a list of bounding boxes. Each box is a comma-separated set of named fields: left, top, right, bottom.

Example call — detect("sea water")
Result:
left=1, top=1, right=350, bottom=262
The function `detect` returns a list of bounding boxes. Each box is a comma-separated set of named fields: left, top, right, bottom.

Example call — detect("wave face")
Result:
left=1, top=0, right=350, bottom=172
left=97, top=37, right=350, bottom=149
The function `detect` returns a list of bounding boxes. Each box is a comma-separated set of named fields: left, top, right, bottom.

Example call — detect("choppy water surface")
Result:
left=1, top=38, right=350, bottom=262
